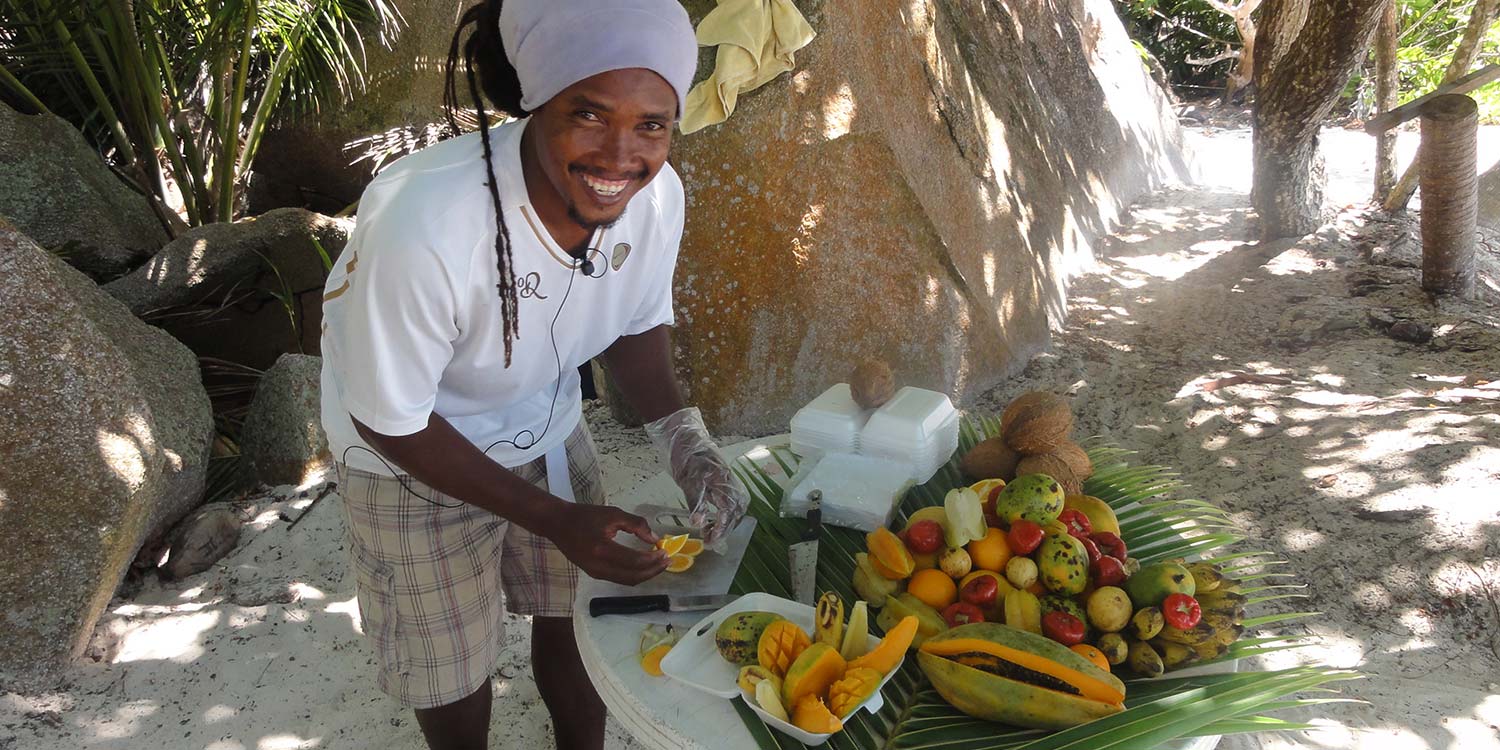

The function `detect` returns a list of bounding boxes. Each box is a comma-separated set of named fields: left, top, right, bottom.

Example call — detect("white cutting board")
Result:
left=586, top=471, right=759, bottom=599
left=587, top=516, right=758, bottom=599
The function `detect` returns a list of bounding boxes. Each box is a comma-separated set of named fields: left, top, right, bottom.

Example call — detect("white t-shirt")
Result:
left=320, top=119, right=682, bottom=475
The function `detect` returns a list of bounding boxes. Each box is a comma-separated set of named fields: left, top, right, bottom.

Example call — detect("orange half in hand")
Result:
left=656, top=533, right=690, bottom=556
left=666, top=554, right=695, bottom=573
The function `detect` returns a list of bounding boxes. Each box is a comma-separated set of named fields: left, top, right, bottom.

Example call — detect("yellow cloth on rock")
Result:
left=680, top=0, right=815, bottom=134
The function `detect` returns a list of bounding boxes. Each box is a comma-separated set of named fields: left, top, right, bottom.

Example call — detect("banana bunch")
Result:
left=1115, top=561, right=1249, bottom=677
left=1148, top=563, right=1247, bottom=672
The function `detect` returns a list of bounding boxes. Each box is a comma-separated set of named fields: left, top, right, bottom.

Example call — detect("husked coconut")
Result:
left=1001, top=391, right=1074, bottom=454
left=849, top=360, right=896, bottom=409
left=160, top=504, right=241, bottom=580
left=960, top=437, right=1021, bottom=481
left=1045, top=440, right=1093, bottom=481
left=1014, top=455, right=1083, bottom=496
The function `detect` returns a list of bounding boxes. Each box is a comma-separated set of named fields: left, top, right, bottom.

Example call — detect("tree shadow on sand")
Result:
left=976, top=185, right=1500, bottom=750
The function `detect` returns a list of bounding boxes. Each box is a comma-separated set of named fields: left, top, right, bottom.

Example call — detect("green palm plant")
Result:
left=0, top=0, right=400, bottom=226
left=729, top=416, right=1358, bottom=749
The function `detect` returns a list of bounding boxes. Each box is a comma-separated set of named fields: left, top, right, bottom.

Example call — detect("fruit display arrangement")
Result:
left=629, top=388, right=1338, bottom=747
left=711, top=594, right=917, bottom=737
left=841, top=390, right=1250, bottom=729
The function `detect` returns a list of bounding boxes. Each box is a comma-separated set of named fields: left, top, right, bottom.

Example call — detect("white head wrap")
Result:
left=499, top=0, right=699, bottom=117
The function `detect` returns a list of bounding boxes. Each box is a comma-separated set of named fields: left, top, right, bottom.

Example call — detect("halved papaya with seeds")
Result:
left=915, top=622, right=1126, bottom=731
left=921, top=635, right=1124, bottom=705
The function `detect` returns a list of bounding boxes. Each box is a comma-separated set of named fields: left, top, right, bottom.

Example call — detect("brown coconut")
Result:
left=960, top=437, right=1021, bottom=481
left=1044, top=439, right=1093, bottom=482
left=1001, top=391, right=1074, bottom=454
left=1014, top=454, right=1084, bottom=496
left=849, top=359, right=896, bottom=409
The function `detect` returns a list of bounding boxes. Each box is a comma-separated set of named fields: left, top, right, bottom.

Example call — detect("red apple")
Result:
left=1091, top=555, right=1126, bottom=587
left=1079, top=537, right=1102, bottom=565
left=942, top=601, right=985, bottom=628
left=981, top=485, right=1004, bottom=516
left=1007, top=519, right=1044, bottom=555
left=960, top=574, right=1000, bottom=610
left=904, top=520, right=945, bottom=555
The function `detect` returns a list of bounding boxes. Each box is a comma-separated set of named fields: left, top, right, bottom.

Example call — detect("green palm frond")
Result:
left=0, top=0, right=401, bottom=224
left=729, top=416, right=1351, bottom=749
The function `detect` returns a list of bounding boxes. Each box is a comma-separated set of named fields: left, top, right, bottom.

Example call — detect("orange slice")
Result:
left=656, top=533, right=690, bottom=556
left=666, top=554, right=695, bottom=573
left=640, top=643, right=673, bottom=676
left=679, top=538, right=705, bottom=557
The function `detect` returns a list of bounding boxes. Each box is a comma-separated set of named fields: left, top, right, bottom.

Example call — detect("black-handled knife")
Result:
left=589, top=593, right=735, bottom=617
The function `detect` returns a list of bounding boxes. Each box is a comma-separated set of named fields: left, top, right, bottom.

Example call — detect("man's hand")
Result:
left=644, top=407, right=748, bottom=546
left=679, top=449, right=748, bottom=546
left=544, top=503, right=672, bottom=586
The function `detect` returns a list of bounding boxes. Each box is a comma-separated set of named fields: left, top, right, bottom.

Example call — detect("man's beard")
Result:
left=568, top=202, right=626, bottom=231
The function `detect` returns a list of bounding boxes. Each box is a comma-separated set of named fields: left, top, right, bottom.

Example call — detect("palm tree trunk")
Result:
left=1252, top=0, right=1387, bottom=239
left=1384, top=0, right=1500, bottom=211
left=1373, top=0, right=1399, bottom=204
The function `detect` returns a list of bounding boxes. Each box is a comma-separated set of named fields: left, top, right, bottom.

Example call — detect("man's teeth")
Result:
left=583, top=174, right=628, bottom=196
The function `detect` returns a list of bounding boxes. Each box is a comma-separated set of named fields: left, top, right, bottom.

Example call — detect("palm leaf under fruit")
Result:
left=728, top=416, right=1354, bottom=749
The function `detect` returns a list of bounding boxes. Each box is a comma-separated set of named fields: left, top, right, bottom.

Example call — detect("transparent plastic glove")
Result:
left=644, top=407, right=748, bottom=548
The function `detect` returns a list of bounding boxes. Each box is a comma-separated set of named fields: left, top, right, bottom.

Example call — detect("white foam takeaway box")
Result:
left=859, top=386, right=960, bottom=485
left=789, top=383, right=868, bottom=457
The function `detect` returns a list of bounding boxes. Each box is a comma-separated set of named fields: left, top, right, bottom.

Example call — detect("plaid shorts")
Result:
left=336, top=419, right=606, bottom=709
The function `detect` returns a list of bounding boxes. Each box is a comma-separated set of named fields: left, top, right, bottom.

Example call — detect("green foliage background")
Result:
left=1113, top=0, right=1500, bottom=121
left=0, top=0, right=400, bottom=224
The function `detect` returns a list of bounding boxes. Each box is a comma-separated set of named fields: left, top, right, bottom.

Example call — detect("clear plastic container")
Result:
left=859, top=387, right=960, bottom=484
left=789, top=383, right=869, bottom=456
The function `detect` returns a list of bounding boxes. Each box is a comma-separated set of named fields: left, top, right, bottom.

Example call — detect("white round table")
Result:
left=573, top=437, right=787, bottom=749
left=573, top=436, right=1225, bottom=750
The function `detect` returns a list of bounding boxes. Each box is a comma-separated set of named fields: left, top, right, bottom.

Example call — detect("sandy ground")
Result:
left=2, top=123, right=1498, bottom=749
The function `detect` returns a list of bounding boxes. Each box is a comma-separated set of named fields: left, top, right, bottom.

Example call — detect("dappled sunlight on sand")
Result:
left=84, top=700, right=160, bottom=740
left=113, top=609, right=220, bottom=664
left=324, top=596, right=363, bottom=634
left=974, top=150, right=1500, bottom=750
left=200, top=735, right=323, bottom=750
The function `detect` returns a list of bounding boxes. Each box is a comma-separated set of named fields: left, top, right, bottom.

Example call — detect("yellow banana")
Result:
left=1131, top=607, right=1164, bottom=641
left=1127, top=639, right=1164, bottom=678
left=1208, top=613, right=1244, bottom=646
left=1185, top=562, right=1224, bottom=593
left=1156, top=621, right=1217, bottom=646
left=1191, top=639, right=1230, bottom=662
left=815, top=593, right=845, bottom=648
left=1150, top=638, right=1200, bottom=671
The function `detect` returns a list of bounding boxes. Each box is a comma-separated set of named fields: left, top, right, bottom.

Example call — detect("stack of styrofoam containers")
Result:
left=789, top=383, right=868, bottom=457
left=860, top=386, right=960, bottom=485
left=858, top=387, right=960, bottom=486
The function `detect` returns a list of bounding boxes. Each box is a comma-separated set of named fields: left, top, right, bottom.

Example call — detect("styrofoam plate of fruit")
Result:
left=659, top=592, right=904, bottom=745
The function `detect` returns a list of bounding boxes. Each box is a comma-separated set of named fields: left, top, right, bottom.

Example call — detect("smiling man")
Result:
left=317, top=1, right=748, bottom=749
